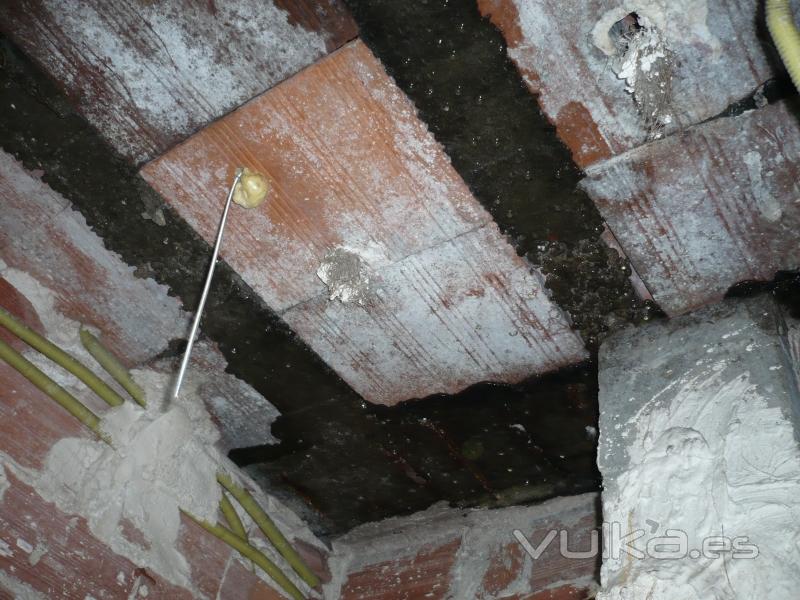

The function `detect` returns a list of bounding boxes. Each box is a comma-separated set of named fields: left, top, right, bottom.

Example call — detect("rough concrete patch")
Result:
left=607, top=15, right=676, bottom=138
left=317, top=247, right=374, bottom=305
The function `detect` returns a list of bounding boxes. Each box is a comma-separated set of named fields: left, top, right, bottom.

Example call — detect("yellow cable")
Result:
left=80, top=329, right=147, bottom=407
left=217, top=472, right=320, bottom=589
left=181, top=510, right=305, bottom=600
left=0, top=338, right=108, bottom=442
left=0, top=307, right=125, bottom=407
left=767, top=0, right=800, bottom=91
left=219, top=491, right=248, bottom=541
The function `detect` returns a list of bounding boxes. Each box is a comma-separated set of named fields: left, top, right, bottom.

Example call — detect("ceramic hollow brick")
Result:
left=141, top=39, right=587, bottom=405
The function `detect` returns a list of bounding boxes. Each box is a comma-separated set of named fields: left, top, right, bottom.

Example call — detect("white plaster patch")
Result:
left=599, top=367, right=800, bottom=599
left=592, top=0, right=720, bottom=57
left=317, top=247, right=374, bottom=305
left=36, top=375, right=223, bottom=590
left=744, top=150, right=783, bottom=222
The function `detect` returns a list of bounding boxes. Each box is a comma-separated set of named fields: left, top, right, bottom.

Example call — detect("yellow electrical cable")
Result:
left=0, top=338, right=109, bottom=441
left=767, top=0, right=800, bottom=91
left=181, top=510, right=305, bottom=600
left=219, top=491, right=249, bottom=541
left=0, top=307, right=126, bottom=407
left=80, top=328, right=147, bottom=407
left=0, top=317, right=306, bottom=598
left=217, top=472, right=320, bottom=589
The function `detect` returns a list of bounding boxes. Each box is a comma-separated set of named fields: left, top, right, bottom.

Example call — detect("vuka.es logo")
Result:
left=513, top=521, right=759, bottom=561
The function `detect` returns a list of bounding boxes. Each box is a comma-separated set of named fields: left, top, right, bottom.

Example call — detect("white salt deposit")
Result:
left=36, top=0, right=329, bottom=161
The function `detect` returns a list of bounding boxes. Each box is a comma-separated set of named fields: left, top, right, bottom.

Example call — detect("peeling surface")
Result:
left=479, top=0, right=777, bottom=166
left=0, top=0, right=357, bottom=163
left=582, top=100, right=800, bottom=316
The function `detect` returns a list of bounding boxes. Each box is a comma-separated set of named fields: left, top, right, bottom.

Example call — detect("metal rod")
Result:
left=172, top=168, right=243, bottom=401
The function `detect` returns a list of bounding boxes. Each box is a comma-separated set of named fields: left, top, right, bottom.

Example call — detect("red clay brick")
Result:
left=142, top=40, right=586, bottom=405
left=341, top=539, right=461, bottom=600
left=479, top=0, right=775, bottom=168
left=0, top=469, right=192, bottom=599
left=218, top=558, right=292, bottom=600
left=581, top=100, right=800, bottom=316
left=334, top=494, right=599, bottom=599
left=0, top=0, right=357, bottom=164
left=178, top=514, right=233, bottom=599
left=0, top=362, right=88, bottom=471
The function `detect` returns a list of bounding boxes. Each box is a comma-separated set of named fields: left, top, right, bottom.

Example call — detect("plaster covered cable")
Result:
left=1, top=336, right=300, bottom=598
left=217, top=472, right=320, bottom=589
left=80, top=328, right=147, bottom=407
left=181, top=510, right=305, bottom=600
left=220, top=490, right=248, bottom=541
left=0, top=307, right=126, bottom=407
left=0, top=323, right=301, bottom=598
left=767, top=0, right=800, bottom=91
left=0, top=338, right=106, bottom=439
